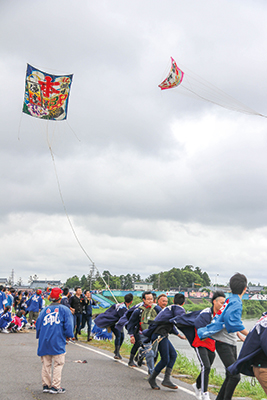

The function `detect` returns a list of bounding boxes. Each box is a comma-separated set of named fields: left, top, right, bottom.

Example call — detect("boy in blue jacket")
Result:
left=198, top=273, right=248, bottom=400
left=36, top=287, right=73, bottom=394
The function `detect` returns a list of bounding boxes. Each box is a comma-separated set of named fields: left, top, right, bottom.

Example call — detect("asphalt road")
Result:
left=0, top=331, right=216, bottom=400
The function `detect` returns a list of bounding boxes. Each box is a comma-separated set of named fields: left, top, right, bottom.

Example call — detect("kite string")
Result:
left=45, top=127, right=118, bottom=303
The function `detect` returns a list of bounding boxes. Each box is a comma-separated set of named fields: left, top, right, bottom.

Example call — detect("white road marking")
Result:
left=71, top=341, right=195, bottom=396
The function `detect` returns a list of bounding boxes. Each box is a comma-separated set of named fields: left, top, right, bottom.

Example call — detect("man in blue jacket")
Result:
left=36, top=287, right=74, bottom=394
left=26, top=289, right=43, bottom=328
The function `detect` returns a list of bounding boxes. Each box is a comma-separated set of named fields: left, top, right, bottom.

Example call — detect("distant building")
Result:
left=248, top=286, right=264, bottom=294
left=133, top=282, right=153, bottom=291
left=0, top=278, right=8, bottom=285
left=29, top=280, right=62, bottom=290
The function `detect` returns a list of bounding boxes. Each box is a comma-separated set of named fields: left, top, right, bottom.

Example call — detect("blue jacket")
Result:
left=143, top=305, right=200, bottom=345
left=228, top=312, right=267, bottom=377
left=83, top=298, right=97, bottom=317
left=60, top=296, right=71, bottom=308
left=115, top=302, right=143, bottom=332
left=0, top=311, right=12, bottom=329
left=0, top=291, right=7, bottom=314
left=194, top=307, right=213, bottom=330
left=197, top=295, right=245, bottom=340
left=26, top=294, right=43, bottom=313
left=36, top=303, right=74, bottom=356
left=94, top=302, right=128, bottom=329
left=127, top=304, right=162, bottom=336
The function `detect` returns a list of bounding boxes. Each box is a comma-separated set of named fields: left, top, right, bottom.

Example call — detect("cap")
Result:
left=50, top=288, right=63, bottom=301
left=36, top=289, right=42, bottom=295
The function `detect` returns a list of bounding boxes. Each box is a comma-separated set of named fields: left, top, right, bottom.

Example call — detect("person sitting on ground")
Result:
left=0, top=306, right=12, bottom=333
left=192, top=290, right=226, bottom=400
left=197, top=273, right=249, bottom=400
left=94, top=293, right=133, bottom=360
left=11, top=311, right=23, bottom=332
left=19, top=310, right=28, bottom=328
left=36, top=287, right=73, bottom=394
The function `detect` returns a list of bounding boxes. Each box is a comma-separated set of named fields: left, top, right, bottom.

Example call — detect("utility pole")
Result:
left=11, top=269, right=14, bottom=286
left=89, top=263, right=95, bottom=291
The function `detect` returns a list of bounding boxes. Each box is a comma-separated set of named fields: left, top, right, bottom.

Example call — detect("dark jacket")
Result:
left=94, top=302, right=128, bottom=329
left=143, top=304, right=200, bottom=344
left=83, top=298, right=97, bottom=317
left=228, top=312, right=267, bottom=377
left=69, top=295, right=83, bottom=314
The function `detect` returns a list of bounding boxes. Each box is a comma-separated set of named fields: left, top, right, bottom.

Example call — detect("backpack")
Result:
left=139, top=304, right=158, bottom=331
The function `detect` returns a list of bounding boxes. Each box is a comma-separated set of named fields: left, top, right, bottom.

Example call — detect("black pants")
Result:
left=195, top=347, right=215, bottom=393
left=215, top=341, right=240, bottom=400
left=130, top=333, right=141, bottom=356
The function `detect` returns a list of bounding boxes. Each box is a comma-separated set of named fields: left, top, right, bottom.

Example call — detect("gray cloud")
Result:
left=1, top=0, right=267, bottom=286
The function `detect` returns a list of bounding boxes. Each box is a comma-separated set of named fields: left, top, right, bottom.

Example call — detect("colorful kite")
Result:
left=23, top=64, right=73, bottom=120
left=158, top=57, right=184, bottom=90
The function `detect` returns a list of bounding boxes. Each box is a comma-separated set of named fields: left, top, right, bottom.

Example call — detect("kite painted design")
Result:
left=23, top=64, right=73, bottom=120
left=158, top=57, right=184, bottom=90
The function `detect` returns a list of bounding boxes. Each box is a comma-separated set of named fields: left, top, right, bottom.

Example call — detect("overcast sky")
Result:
left=1, top=0, right=267, bottom=286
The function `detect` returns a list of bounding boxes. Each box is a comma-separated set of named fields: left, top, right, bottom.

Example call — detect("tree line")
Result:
left=64, top=265, right=211, bottom=291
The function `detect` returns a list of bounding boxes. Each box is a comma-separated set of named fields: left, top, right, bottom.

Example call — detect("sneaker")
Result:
left=192, top=383, right=201, bottom=400
left=202, top=392, right=210, bottom=400
left=43, top=385, right=50, bottom=393
left=50, top=387, right=66, bottom=394
left=1, top=329, right=10, bottom=334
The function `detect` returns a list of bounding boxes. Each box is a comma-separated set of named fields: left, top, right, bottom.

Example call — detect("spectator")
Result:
left=36, top=287, right=73, bottom=394
left=69, top=286, right=83, bottom=340
left=61, top=288, right=72, bottom=309
left=26, top=290, right=43, bottom=328
left=81, top=290, right=97, bottom=341
left=0, top=285, right=7, bottom=314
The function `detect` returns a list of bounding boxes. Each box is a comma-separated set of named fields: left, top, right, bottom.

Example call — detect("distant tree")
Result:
left=202, top=272, right=211, bottom=286
left=93, top=281, right=104, bottom=291
left=65, top=275, right=80, bottom=289
left=80, top=274, right=88, bottom=290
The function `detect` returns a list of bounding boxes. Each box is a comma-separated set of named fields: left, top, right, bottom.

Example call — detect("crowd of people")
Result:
left=93, top=272, right=267, bottom=400
left=2, top=273, right=267, bottom=399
